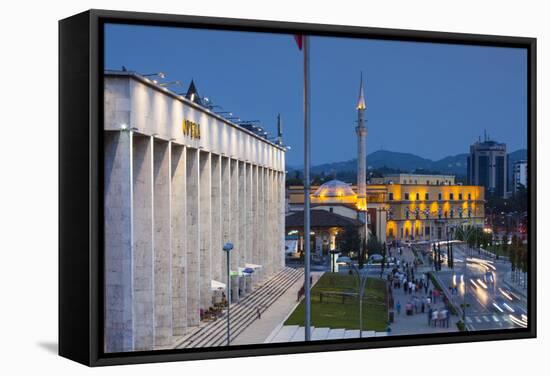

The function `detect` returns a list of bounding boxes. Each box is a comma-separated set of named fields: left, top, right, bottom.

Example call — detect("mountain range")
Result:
left=287, top=149, right=527, bottom=178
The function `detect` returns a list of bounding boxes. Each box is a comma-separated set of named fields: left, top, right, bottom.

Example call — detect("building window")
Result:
left=389, top=192, right=394, bottom=201
left=415, top=193, right=420, bottom=200
left=458, top=193, right=463, bottom=200
left=438, top=193, right=442, bottom=201
left=449, top=193, right=454, bottom=200
left=425, top=226, right=430, bottom=235
left=425, top=193, right=429, bottom=200
left=468, top=193, right=472, bottom=200
left=405, top=193, right=410, bottom=200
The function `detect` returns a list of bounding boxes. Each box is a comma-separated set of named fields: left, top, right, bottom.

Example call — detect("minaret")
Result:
left=356, top=73, right=367, bottom=211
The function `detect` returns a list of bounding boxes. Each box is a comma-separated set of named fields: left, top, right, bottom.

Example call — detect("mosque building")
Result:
left=286, top=76, right=485, bottom=257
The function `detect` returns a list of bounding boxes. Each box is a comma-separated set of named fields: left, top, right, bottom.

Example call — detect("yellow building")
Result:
left=287, top=178, right=485, bottom=246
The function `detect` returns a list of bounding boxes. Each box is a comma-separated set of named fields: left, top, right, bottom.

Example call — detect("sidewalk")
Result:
left=388, top=245, right=458, bottom=335
left=232, top=271, right=323, bottom=345
left=502, top=271, right=528, bottom=301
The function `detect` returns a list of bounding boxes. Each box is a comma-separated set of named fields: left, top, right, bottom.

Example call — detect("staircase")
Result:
left=267, top=325, right=389, bottom=342
left=175, top=267, right=304, bottom=348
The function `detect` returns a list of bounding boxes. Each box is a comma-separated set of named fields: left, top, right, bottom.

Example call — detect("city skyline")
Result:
left=105, top=24, right=528, bottom=167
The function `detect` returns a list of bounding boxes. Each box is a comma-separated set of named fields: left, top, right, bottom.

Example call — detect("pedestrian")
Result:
left=441, top=308, right=449, bottom=328
left=421, top=301, right=425, bottom=313
left=432, top=309, right=439, bottom=327
left=439, top=309, right=447, bottom=328
left=257, top=306, right=262, bottom=319
left=396, top=301, right=402, bottom=315
left=428, top=307, right=433, bottom=326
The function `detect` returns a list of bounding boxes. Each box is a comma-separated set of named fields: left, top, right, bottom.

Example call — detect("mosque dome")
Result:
left=313, top=180, right=356, bottom=198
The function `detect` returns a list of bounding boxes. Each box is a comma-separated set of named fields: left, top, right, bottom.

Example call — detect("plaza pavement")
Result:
left=232, top=271, right=324, bottom=345
left=387, top=245, right=459, bottom=335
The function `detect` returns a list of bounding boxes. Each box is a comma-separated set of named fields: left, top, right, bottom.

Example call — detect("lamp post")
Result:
left=222, top=242, right=234, bottom=346
left=337, top=256, right=369, bottom=338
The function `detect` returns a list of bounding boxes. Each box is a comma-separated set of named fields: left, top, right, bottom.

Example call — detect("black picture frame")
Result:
left=59, top=9, right=537, bottom=367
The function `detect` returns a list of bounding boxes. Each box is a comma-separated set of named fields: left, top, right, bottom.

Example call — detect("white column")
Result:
left=221, top=157, right=231, bottom=289
left=238, top=162, right=246, bottom=269
left=153, top=138, right=173, bottom=346
left=230, top=159, right=240, bottom=300
left=104, top=130, right=133, bottom=352
left=186, top=148, right=200, bottom=326
left=170, top=143, right=187, bottom=336
left=199, top=151, right=212, bottom=311
left=278, top=171, right=286, bottom=270
left=132, top=134, right=155, bottom=350
left=245, top=163, right=253, bottom=267
left=251, top=165, right=259, bottom=285
left=230, top=159, right=240, bottom=272
left=211, top=154, right=223, bottom=283
left=265, top=169, right=273, bottom=278
left=257, top=167, right=266, bottom=282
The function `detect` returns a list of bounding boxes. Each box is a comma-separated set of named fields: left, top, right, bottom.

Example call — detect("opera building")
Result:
left=103, top=70, right=286, bottom=352
left=286, top=174, right=485, bottom=256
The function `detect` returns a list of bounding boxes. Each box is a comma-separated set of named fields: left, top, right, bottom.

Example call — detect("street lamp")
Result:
left=222, top=242, right=234, bottom=346
left=336, top=256, right=369, bottom=338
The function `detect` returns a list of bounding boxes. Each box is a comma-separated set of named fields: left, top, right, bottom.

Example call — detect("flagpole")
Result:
left=303, top=35, right=311, bottom=342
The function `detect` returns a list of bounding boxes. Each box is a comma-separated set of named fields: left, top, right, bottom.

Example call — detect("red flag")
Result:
left=294, top=35, right=303, bottom=50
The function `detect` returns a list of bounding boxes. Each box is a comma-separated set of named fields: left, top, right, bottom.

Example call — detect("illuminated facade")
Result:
left=287, top=179, right=485, bottom=249
left=103, top=71, right=286, bottom=352
left=371, top=173, right=455, bottom=186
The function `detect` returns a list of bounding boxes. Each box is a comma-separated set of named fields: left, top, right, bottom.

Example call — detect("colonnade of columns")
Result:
left=104, top=130, right=285, bottom=352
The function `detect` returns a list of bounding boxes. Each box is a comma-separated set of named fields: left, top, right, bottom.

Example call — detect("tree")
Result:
left=337, top=225, right=361, bottom=258
left=436, top=243, right=441, bottom=270
left=510, top=234, right=518, bottom=282
left=367, top=234, right=383, bottom=256
left=358, top=237, right=367, bottom=269
left=380, top=242, right=387, bottom=278
left=432, top=243, right=437, bottom=270
left=446, top=240, right=451, bottom=269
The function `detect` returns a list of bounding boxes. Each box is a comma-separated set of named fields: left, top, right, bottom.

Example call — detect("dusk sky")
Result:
left=105, top=23, right=527, bottom=167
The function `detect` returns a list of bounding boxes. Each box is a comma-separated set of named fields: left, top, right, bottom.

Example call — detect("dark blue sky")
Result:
left=105, top=24, right=527, bottom=167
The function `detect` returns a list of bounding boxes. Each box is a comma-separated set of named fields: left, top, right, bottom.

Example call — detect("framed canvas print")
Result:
left=59, top=9, right=536, bottom=366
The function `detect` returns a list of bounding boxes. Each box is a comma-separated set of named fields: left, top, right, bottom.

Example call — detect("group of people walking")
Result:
left=388, top=245, right=453, bottom=330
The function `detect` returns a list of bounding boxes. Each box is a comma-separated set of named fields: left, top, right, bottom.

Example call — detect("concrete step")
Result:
left=271, top=325, right=300, bottom=343
left=311, top=327, right=330, bottom=341
left=207, top=268, right=304, bottom=347
left=326, top=328, right=345, bottom=340
left=344, top=329, right=360, bottom=339
left=175, top=267, right=304, bottom=348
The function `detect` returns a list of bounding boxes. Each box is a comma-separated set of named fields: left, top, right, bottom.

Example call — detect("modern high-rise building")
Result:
left=466, top=136, right=507, bottom=198
left=512, top=160, right=528, bottom=194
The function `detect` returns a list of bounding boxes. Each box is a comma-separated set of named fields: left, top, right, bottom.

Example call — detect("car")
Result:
left=368, top=254, right=384, bottom=263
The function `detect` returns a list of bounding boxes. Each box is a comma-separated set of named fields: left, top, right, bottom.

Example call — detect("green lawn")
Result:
left=284, top=273, right=388, bottom=331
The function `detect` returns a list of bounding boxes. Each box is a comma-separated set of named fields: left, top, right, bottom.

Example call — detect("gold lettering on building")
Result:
left=182, top=119, right=201, bottom=139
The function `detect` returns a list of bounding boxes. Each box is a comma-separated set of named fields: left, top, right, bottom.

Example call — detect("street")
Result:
left=433, top=243, right=528, bottom=331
